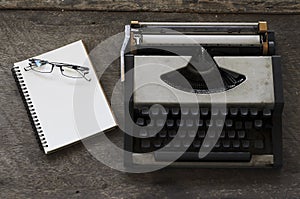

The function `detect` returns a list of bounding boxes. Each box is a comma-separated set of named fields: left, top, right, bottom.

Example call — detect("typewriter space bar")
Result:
left=154, top=152, right=251, bottom=162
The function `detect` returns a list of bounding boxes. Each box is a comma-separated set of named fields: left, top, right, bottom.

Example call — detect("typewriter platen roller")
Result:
left=122, top=21, right=284, bottom=168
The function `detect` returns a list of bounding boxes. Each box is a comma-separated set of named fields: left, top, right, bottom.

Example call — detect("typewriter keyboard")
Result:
left=132, top=106, right=273, bottom=161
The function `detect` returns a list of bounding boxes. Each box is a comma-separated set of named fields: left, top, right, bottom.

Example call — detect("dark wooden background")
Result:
left=0, top=10, right=300, bottom=198
left=1, top=0, right=300, bottom=14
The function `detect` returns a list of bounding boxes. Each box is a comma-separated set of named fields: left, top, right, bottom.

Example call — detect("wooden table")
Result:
left=0, top=10, right=299, bottom=198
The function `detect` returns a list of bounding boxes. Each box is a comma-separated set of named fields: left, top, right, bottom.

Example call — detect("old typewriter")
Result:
left=121, top=21, right=284, bottom=168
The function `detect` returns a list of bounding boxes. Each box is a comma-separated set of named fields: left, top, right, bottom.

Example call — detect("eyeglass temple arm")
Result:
left=53, top=63, right=90, bottom=71
left=75, top=69, right=92, bottom=81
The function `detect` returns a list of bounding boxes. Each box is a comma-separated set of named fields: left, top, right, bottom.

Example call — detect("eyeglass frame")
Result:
left=24, top=58, right=91, bottom=81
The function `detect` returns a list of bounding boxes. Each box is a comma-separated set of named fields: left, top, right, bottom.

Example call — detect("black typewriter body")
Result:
left=122, top=21, right=284, bottom=168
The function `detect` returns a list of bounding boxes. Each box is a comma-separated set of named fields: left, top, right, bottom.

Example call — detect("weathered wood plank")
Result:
left=0, top=10, right=300, bottom=198
left=0, top=0, right=300, bottom=14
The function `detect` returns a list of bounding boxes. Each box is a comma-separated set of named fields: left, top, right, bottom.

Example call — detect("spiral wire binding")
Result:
left=12, top=65, right=48, bottom=151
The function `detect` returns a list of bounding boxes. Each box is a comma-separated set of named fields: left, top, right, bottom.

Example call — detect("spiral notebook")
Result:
left=12, top=40, right=117, bottom=154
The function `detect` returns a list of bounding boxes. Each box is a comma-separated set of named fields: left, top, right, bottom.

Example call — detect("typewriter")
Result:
left=121, top=21, right=284, bottom=168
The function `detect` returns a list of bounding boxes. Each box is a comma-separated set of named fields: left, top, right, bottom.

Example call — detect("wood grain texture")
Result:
left=0, top=0, right=300, bottom=14
left=0, top=10, right=300, bottom=198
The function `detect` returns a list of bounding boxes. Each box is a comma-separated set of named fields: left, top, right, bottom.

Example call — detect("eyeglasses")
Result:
left=25, top=58, right=91, bottom=81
